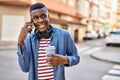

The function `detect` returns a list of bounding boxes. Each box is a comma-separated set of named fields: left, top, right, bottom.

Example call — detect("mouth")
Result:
left=38, top=21, right=45, bottom=25
left=37, top=22, right=48, bottom=31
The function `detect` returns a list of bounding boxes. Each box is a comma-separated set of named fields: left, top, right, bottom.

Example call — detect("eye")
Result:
left=41, top=14, right=47, bottom=19
left=33, top=16, right=39, bottom=21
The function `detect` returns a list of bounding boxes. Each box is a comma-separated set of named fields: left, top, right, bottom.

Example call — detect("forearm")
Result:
left=17, top=44, right=30, bottom=72
left=18, top=40, right=24, bottom=48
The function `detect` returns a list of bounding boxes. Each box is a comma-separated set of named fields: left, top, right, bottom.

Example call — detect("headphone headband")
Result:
left=34, top=26, right=52, bottom=40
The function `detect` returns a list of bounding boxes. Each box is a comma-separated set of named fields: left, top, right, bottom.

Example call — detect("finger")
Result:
left=24, top=22, right=33, bottom=29
left=47, top=54, right=53, bottom=58
left=20, top=27, right=28, bottom=35
left=47, top=60, right=56, bottom=66
left=47, top=62, right=53, bottom=67
left=46, top=58, right=52, bottom=62
left=46, top=57, right=58, bottom=66
left=27, top=26, right=33, bottom=33
left=46, top=58, right=53, bottom=66
left=46, top=58, right=56, bottom=65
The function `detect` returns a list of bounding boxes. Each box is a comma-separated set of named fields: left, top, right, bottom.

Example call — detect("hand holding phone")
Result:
left=18, top=21, right=34, bottom=47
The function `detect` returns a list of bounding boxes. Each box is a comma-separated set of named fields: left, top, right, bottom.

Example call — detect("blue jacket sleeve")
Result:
left=65, top=32, right=80, bottom=66
left=17, top=34, right=32, bottom=72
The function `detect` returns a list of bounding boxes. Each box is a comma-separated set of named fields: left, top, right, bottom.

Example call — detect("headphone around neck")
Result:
left=34, top=26, right=52, bottom=40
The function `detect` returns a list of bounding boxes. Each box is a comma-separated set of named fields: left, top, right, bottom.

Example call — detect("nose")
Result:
left=37, top=17, right=43, bottom=22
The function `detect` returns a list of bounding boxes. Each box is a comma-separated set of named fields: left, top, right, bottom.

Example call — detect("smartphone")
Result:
left=29, top=19, right=34, bottom=34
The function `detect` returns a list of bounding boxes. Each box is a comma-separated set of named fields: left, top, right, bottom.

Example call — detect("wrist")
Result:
left=64, top=56, right=69, bottom=65
left=18, top=40, right=24, bottom=48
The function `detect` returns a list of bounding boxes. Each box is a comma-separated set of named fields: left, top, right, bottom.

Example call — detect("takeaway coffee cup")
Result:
left=45, top=46, right=55, bottom=58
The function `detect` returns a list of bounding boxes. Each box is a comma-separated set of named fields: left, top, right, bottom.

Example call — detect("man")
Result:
left=17, top=2, right=80, bottom=80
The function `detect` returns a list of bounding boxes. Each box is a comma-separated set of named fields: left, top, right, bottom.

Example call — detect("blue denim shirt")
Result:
left=17, top=25, right=80, bottom=80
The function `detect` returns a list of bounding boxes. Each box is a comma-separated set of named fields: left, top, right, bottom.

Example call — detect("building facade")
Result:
left=0, top=0, right=86, bottom=45
left=0, top=0, right=117, bottom=45
left=0, top=1, right=31, bottom=45
left=116, top=0, right=120, bottom=27
left=77, top=0, right=117, bottom=37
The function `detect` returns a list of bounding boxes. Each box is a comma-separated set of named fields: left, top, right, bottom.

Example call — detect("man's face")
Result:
left=31, top=7, right=49, bottom=32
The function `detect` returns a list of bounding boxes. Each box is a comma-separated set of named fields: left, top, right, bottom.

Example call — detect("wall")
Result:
left=0, top=4, right=29, bottom=45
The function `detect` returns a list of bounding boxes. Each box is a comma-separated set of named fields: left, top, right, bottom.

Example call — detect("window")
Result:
left=68, top=0, right=75, bottom=7
left=1, top=15, right=25, bottom=41
left=61, top=0, right=67, bottom=3
left=92, top=0, right=99, bottom=4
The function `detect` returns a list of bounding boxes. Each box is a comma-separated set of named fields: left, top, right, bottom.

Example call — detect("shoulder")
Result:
left=25, top=32, right=36, bottom=40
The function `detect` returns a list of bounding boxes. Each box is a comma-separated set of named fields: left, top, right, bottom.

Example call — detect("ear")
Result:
left=48, top=15, right=50, bottom=23
left=48, top=14, right=50, bottom=18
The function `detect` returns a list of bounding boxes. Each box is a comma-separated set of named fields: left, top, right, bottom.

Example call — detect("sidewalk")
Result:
left=90, top=51, right=120, bottom=64
left=0, top=43, right=119, bottom=80
left=76, top=43, right=120, bottom=64
left=0, top=45, right=17, bottom=50
left=0, top=45, right=27, bottom=80
left=0, top=44, right=120, bottom=64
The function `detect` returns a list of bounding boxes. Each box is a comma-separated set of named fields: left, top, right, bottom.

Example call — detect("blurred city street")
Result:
left=0, top=38, right=120, bottom=80
left=0, top=47, right=27, bottom=80
left=0, top=0, right=120, bottom=80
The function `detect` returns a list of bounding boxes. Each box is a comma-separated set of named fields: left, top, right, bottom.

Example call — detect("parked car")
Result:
left=97, top=30, right=105, bottom=38
left=83, top=31, right=98, bottom=40
left=105, top=29, right=120, bottom=46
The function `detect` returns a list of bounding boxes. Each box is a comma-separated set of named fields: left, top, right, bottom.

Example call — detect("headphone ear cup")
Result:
left=34, top=29, right=41, bottom=40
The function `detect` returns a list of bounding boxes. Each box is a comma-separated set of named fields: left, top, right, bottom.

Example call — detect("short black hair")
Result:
left=30, top=3, right=46, bottom=12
